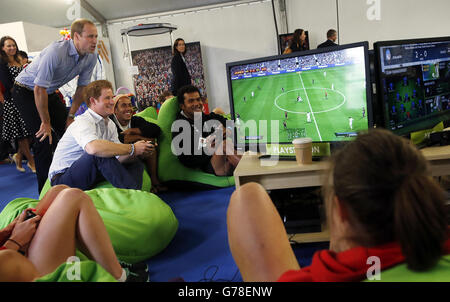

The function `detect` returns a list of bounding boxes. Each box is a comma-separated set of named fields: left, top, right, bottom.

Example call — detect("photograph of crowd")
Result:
left=131, top=42, right=207, bottom=110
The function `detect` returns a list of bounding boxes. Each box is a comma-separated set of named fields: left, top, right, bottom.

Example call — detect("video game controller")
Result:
left=24, top=209, right=37, bottom=221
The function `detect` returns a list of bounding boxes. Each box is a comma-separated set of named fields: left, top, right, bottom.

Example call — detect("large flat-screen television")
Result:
left=374, top=37, right=450, bottom=136
left=226, top=41, right=373, bottom=150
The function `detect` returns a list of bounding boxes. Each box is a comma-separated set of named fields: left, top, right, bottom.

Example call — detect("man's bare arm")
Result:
left=85, top=139, right=155, bottom=160
left=85, top=140, right=132, bottom=158
left=34, top=85, right=52, bottom=144
left=66, top=86, right=85, bottom=128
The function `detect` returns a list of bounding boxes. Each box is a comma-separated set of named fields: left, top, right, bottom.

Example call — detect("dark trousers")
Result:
left=51, top=153, right=143, bottom=191
left=12, top=84, right=67, bottom=193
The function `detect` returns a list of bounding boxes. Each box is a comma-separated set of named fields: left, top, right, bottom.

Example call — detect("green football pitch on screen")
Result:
left=232, top=64, right=369, bottom=143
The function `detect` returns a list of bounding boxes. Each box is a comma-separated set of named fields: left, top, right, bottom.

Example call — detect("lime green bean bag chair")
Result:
left=1, top=188, right=178, bottom=264
left=363, top=255, right=450, bottom=282
left=135, top=106, right=158, bottom=120
left=138, top=97, right=235, bottom=189
left=39, top=169, right=152, bottom=199
left=35, top=260, right=117, bottom=282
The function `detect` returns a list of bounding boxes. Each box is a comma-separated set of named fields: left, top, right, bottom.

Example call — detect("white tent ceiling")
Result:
left=0, top=0, right=243, bottom=28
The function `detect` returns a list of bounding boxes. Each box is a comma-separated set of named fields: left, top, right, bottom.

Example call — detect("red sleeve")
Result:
left=277, top=267, right=314, bottom=282
left=0, top=246, right=7, bottom=251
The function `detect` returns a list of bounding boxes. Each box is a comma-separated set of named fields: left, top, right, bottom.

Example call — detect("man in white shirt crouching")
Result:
left=48, top=80, right=154, bottom=190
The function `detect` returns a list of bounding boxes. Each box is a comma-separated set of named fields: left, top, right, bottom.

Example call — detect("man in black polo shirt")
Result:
left=171, top=85, right=241, bottom=176
left=317, top=29, right=338, bottom=49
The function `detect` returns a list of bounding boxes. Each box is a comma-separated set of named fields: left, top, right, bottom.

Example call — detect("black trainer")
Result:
left=119, top=260, right=150, bottom=282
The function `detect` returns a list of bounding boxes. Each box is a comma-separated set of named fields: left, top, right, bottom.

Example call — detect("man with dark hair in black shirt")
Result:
left=171, top=85, right=241, bottom=176
left=110, top=94, right=166, bottom=192
left=317, top=29, right=338, bottom=49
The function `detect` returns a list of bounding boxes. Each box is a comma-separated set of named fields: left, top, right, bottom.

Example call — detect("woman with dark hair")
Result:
left=227, top=129, right=450, bottom=281
left=283, top=29, right=308, bottom=54
left=0, top=36, right=36, bottom=173
left=170, top=38, right=191, bottom=96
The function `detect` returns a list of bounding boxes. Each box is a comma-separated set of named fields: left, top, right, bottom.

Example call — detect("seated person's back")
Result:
left=227, top=129, right=450, bottom=282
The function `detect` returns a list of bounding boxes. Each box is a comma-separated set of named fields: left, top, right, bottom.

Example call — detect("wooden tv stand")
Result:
left=233, top=145, right=450, bottom=243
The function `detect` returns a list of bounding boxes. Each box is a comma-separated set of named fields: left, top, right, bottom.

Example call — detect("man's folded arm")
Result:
left=84, top=139, right=132, bottom=157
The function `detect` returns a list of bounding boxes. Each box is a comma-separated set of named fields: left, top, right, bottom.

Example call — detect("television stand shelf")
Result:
left=233, top=145, right=450, bottom=243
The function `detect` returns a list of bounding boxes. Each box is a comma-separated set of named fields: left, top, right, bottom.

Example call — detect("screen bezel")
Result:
left=225, top=41, right=373, bottom=150
left=373, top=36, right=450, bottom=136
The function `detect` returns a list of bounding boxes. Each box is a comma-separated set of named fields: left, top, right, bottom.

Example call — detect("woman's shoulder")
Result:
left=172, top=53, right=182, bottom=59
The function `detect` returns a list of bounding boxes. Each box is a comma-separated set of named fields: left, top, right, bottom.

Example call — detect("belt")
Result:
left=51, top=172, right=63, bottom=184
left=14, top=81, right=33, bottom=91
left=15, top=81, right=57, bottom=95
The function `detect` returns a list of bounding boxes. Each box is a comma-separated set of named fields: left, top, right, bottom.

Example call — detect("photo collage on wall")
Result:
left=131, top=42, right=208, bottom=111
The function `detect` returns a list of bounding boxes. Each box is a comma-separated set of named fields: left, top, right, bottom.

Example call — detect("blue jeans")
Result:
left=51, top=153, right=143, bottom=190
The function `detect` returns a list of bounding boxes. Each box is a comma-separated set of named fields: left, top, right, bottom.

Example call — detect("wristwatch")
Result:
left=68, top=113, right=75, bottom=119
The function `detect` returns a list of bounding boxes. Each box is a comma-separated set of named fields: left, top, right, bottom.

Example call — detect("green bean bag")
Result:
left=142, top=97, right=234, bottom=188
left=39, top=169, right=152, bottom=199
left=0, top=188, right=178, bottom=264
left=135, top=106, right=158, bottom=120
left=35, top=260, right=116, bottom=282
left=363, top=255, right=450, bottom=282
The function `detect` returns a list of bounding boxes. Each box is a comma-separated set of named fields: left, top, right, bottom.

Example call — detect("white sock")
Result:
left=117, top=268, right=127, bottom=282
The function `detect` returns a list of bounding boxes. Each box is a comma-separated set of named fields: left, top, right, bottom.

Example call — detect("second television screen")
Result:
left=375, top=37, right=450, bottom=135
left=228, top=42, right=371, bottom=145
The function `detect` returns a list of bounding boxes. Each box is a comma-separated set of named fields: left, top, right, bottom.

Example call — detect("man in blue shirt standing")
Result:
left=12, top=18, right=98, bottom=192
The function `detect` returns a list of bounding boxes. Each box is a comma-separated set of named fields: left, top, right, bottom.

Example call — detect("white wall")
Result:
left=286, top=0, right=450, bottom=49
left=285, top=0, right=338, bottom=49
left=22, top=22, right=60, bottom=53
left=0, top=21, right=60, bottom=56
left=97, top=24, right=116, bottom=91
left=0, top=22, right=27, bottom=52
left=337, top=0, right=450, bottom=48
left=107, top=0, right=277, bottom=112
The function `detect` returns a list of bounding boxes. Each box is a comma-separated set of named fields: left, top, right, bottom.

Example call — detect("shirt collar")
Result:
left=180, top=110, right=189, bottom=119
left=68, top=39, right=83, bottom=62
left=68, top=40, right=78, bottom=56
left=87, top=108, right=107, bottom=125
left=112, top=114, right=130, bottom=131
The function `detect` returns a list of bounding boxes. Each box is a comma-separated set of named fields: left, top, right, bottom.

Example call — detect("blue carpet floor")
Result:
left=0, top=161, right=39, bottom=208
left=150, top=187, right=242, bottom=282
left=0, top=161, right=328, bottom=282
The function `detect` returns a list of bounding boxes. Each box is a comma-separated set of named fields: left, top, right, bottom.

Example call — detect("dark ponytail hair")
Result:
left=326, top=129, right=447, bottom=271
left=291, top=29, right=305, bottom=48
left=394, top=173, right=447, bottom=270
